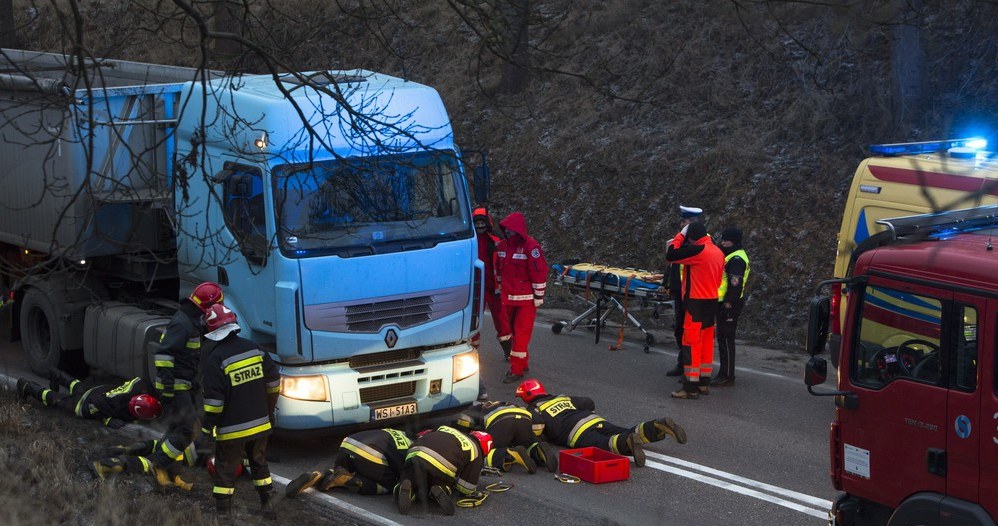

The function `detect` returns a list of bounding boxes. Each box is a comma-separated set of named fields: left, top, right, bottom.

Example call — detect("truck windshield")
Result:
left=272, top=151, right=472, bottom=257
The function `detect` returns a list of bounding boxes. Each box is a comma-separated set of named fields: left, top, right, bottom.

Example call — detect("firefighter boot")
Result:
left=395, top=479, right=415, bottom=515
left=538, top=442, right=559, bottom=472
left=92, top=457, right=126, bottom=479
left=318, top=466, right=357, bottom=491
left=499, top=338, right=513, bottom=361
left=15, top=378, right=38, bottom=402
left=49, top=369, right=77, bottom=393
left=505, top=446, right=538, bottom=474
left=215, top=498, right=233, bottom=521
left=654, top=417, right=688, bottom=444
left=626, top=433, right=645, bottom=467
left=258, top=488, right=277, bottom=520
left=286, top=471, right=322, bottom=498
left=152, top=465, right=192, bottom=490
left=430, top=485, right=456, bottom=516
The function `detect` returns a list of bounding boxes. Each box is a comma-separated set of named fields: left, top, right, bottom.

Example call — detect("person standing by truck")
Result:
left=666, top=205, right=703, bottom=377
left=146, top=282, right=224, bottom=470
left=665, top=221, right=724, bottom=399
left=473, top=206, right=509, bottom=360
left=496, top=212, right=548, bottom=384
left=199, top=304, right=281, bottom=519
left=712, top=227, right=749, bottom=387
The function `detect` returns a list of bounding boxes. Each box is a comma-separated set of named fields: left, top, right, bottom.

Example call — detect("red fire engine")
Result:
left=806, top=205, right=998, bottom=525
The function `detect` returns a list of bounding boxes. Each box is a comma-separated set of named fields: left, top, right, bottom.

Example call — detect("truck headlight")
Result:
left=452, top=350, right=479, bottom=383
left=281, top=375, right=328, bottom=402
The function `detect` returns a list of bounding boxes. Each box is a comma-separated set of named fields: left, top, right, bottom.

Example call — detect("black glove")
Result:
left=106, top=418, right=126, bottom=430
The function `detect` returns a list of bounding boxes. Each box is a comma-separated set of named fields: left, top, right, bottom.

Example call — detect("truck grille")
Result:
left=349, top=348, right=421, bottom=369
left=346, top=296, right=432, bottom=332
left=303, top=285, right=469, bottom=333
left=359, top=381, right=416, bottom=404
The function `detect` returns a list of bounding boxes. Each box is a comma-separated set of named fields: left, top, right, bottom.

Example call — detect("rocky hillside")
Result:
left=13, top=0, right=998, bottom=347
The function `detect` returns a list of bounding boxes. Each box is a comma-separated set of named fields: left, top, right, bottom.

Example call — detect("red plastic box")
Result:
left=558, top=447, right=631, bottom=483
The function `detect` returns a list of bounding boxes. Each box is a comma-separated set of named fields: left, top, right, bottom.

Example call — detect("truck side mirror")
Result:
left=804, top=356, right=828, bottom=386
left=806, top=295, right=831, bottom=356
left=473, top=164, right=490, bottom=204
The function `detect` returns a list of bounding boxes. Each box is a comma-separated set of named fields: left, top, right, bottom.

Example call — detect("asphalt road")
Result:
left=0, top=303, right=840, bottom=526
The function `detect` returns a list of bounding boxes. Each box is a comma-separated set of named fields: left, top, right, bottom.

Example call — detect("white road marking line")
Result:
left=644, top=455, right=831, bottom=520
left=271, top=473, right=404, bottom=526
left=646, top=451, right=834, bottom=509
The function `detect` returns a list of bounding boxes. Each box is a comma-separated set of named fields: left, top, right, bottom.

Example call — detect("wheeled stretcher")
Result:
left=550, top=262, right=672, bottom=352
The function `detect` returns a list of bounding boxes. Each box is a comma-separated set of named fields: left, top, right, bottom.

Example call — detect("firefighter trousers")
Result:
left=213, top=436, right=272, bottom=502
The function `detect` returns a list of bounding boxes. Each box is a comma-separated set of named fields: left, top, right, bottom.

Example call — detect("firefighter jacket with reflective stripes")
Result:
left=496, top=212, right=547, bottom=305
left=76, top=377, right=153, bottom=426
left=201, top=333, right=280, bottom=442
left=154, top=301, right=204, bottom=398
left=455, top=401, right=537, bottom=434
left=718, top=248, right=750, bottom=302
left=665, top=233, right=724, bottom=302
left=527, top=394, right=601, bottom=447
left=341, top=428, right=411, bottom=476
left=405, top=426, right=483, bottom=495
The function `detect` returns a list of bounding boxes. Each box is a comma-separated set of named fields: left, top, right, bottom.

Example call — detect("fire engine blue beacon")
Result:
left=955, top=415, right=972, bottom=439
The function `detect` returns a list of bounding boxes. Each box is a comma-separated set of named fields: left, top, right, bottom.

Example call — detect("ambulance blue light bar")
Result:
left=868, top=137, right=987, bottom=157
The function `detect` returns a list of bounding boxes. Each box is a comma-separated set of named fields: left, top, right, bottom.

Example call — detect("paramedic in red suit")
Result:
left=496, top=211, right=547, bottom=384
left=473, top=207, right=510, bottom=358
left=665, top=221, right=724, bottom=399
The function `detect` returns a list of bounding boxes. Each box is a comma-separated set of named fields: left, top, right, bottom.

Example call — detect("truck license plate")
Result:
left=373, top=402, right=417, bottom=421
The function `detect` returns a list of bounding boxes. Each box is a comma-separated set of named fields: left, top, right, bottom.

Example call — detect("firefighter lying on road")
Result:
left=455, top=400, right=559, bottom=473
left=286, top=428, right=412, bottom=498
left=396, top=426, right=492, bottom=516
left=515, top=378, right=688, bottom=467
left=16, top=369, right=161, bottom=429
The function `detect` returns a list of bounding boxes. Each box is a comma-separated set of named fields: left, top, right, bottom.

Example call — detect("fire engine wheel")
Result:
left=19, top=288, right=65, bottom=376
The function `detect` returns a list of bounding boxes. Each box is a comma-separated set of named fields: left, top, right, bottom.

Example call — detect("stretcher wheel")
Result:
left=644, top=333, right=655, bottom=353
left=552, top=322, right=564, bottom=335
left=586, top=318, right=598, bottom=332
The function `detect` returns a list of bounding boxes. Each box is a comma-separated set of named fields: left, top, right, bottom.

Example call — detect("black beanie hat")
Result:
left=686, top=222, right=708, bottom=241
left=721, top=227, right=743, bottom=244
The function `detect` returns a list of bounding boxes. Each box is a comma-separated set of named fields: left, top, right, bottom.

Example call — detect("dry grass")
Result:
left=0, top=384, right=350, bottom=526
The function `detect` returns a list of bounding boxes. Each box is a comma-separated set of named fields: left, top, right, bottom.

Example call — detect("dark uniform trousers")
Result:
left=335, top=452, right=399, bottom=496
left=716, top=298, right=744, bottom=379
left=215, top=436, right=272, bottom=499
left=484, top=412, right=538, bottom=468
left=148, top=391, right=200, bottom=467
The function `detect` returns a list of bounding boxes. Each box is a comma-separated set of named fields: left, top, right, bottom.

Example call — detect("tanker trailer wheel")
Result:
left=19, top=288, right=65, bottom=375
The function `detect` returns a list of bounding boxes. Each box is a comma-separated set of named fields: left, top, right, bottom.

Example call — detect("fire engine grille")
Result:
left=349, top=348, right=421, bottom=369
left=346, top=296, right=432, bottom=332
left=359, top=381, right=416, bottom=404
left=303, top=285, right=469, bottom=334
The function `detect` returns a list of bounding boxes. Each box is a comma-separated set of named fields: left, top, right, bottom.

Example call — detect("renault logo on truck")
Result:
left=384, top=329, right=398, bottom=348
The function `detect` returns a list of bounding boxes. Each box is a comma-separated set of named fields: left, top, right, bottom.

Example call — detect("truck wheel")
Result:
left=19, top=288, right=64, bottom=375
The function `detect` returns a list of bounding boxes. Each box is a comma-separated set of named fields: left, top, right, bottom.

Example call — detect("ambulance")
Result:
left=829, top=138, right=998, bottom=363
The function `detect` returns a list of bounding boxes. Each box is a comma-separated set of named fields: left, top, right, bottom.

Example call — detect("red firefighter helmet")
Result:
left=204, top=304, right=240, bottom=341
left=128, top=394, right=162, bottom=420
left=189, top=282, right=224, bottom=313
left=205, top=456, right=244, bottom=477
left=515, top=378, right=547, bottom=404
left=470, top=431, right=493, bottom=456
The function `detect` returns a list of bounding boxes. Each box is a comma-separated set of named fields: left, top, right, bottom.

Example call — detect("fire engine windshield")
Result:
left=272, top=151, right=472, bottom=257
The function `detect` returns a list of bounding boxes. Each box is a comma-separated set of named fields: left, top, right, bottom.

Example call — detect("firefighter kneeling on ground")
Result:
left=396, top=426, right=492, bottom=516
left=455, top=400, right=559, bottom=474
left=516, top=379, right=688, bottom=467
left=17, top=369, right=161, bottom=430
left=286, top=428, right=412, bottom=498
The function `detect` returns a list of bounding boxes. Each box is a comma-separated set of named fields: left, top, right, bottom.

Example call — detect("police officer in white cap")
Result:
left=665, top=206, right=703, bottom=377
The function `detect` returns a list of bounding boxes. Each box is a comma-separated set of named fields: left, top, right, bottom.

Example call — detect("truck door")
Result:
left=944, top=293, right=982, bottom=505
left=838, top=277, right=953, bottom=507
left=976, top=298, right=998, bottom=520
left=212, top=160, right=278, bottom=341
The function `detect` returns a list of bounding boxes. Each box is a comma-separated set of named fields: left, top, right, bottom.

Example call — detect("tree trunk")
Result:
left=0, top=0, right=18, bottom=48
left=499, top=0, right=531, bottom=95
left=890, top=0, right=925, bottom=135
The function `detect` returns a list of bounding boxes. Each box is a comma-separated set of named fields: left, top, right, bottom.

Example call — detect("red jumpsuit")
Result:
left=496, top=212, right=547, bottom=377
left=473, top=207, right=509, bottom=346
left=665, top=225, right=724, bottom=385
